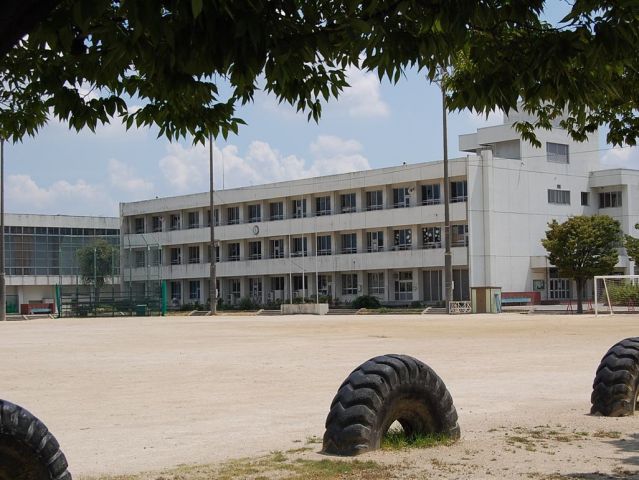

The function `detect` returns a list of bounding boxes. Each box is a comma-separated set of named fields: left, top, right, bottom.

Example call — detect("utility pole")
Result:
left=0, top=138, right=4, bottom=320
left=209, top=134, right=217, bottom=314
left=441, top=83, right=453, bottom=313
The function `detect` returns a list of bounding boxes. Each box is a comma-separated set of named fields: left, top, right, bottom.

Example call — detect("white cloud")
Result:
left=341, top=68, right=390, bottom=118
left=158, top=135, right=371, bottom=193
left=601, top=146, right=639, bottom=169
left=108, top=158, right=153, bottom=194
left=6, top=174, right=117, bottom=216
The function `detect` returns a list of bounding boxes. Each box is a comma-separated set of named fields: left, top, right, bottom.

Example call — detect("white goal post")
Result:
left=594, top=275, right=639, bottom=316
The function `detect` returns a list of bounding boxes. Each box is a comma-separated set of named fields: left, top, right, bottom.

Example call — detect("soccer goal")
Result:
left=594, top=275, right=639, bottom=315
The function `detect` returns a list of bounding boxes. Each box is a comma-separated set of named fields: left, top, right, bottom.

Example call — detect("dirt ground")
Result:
left=2, top=313, right=639, bottom=479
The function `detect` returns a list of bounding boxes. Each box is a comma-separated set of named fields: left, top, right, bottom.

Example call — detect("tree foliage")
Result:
left=2, top=1, right=639, bottom=146
left=76, top=238, right=118, bottom=292
left=542, top=215, right=622, bottom=313
left=624, top=223, right=639, bottom=263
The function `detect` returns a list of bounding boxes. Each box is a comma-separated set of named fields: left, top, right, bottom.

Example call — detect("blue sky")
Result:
left=4, top=2, right=638, bottom=217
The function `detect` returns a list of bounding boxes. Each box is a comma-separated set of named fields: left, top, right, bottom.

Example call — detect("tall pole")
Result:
left=0, top=138, right=5, bottom=320
left=442, top=84, right=453, bottom=313
left=209, top=134, right=217, bottom=314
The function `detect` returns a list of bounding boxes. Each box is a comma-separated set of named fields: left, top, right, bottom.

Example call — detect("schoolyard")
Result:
left=2, top=313, right=639, bottom=479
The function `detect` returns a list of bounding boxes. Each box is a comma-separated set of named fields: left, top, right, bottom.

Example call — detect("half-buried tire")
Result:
left=0, top=399, right=72, bottom=480
left=322, top=354, right=460, bottom=456
left=591, top=337, right=639, bottom=417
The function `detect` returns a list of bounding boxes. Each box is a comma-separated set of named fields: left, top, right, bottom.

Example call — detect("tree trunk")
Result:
left=576, top=277, right=584, bottom=314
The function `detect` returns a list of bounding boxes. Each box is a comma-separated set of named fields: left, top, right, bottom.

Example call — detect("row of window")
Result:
left=131, top=182, right=468, bottom=233
left=3, top=227, right=119, bottom=236
left=548, top=189, right=623, bottom=208
left=169, top=270, right=470, bottom=302
left=131, top=225, right=468, bottom=267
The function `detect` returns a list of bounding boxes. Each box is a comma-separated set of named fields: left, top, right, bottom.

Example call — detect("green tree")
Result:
left=542, top=215, right=622, bottom=314
left=624, top=223, right=639, bottom=264
left=76, top=239, right=117, bottom=302
left=2, top=2, right=639, bottom=146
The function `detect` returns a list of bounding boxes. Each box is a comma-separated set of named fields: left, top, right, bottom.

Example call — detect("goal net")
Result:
left=594, top=275, right=639, bottom=315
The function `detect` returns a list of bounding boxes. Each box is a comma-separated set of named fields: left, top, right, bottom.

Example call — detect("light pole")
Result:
left=209, top=134, right=217, bottom=314
left=441, top=81, right=453, bottom=313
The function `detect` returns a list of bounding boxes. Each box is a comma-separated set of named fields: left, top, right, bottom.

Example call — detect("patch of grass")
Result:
left=381, top=429, right=455, bottom=450
left=305, top=435, right=322, bottom=445
left=81, top=452, right=395, bottom=480
left=592, top=429, right=622, bottom=439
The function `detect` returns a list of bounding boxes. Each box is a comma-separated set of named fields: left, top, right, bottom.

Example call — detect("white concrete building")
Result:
left=5, top=214, right=120, bottom=312
left=120, top=116, right=639, bottom=307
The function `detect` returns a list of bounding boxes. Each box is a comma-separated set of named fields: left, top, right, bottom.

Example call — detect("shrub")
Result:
left=238, top=297, right=258, bottom=310
left=351, top=295, right=381, bottom=309
left=607, top=283, right=639, bottom=306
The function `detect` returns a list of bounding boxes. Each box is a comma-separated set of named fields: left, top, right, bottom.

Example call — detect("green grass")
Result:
left=80, top=451, right=395, bottom=480
left=380, top=429, right=455, bottom=450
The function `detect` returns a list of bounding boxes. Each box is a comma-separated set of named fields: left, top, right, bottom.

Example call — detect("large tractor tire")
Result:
left=591, top=337, right=639, bottom=417
left=322, top=354, right=460, bottom=456
left=0, top=399, right=72, bottom=480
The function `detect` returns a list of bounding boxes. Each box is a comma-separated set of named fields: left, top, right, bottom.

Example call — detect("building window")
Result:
left=366, top=190, right=383, bottom=211
left=424, top=270, right=442, bottom=302
left=188, top=246, right=200, bottom=264
left=206, top=209, right=219, bottom=227
left=549, top=269, right=571, bottom=299
left=599, top=191, right=622, bottom=208
left=151, top=216, right=163, bottom=232
left=368, top=272, right=385, bottom=295
left=366, top=231, right=384, bottom=252
left=342, top=274, right=358, bottom=295
left=292, top=199, right=307, bottom=218
left=548, top=189, right=570, bottom=205
left=317, top=235, right=332, bottom=256
left=188, top=211, right=199, bottom=229
left=318, top=274, right=332, bottom=296
left=170, top=281, right=182, bottom=301
left=249, top=278, right=262, bottom=300
left=134, top=217, right=145, bottom=234
left=394, top=271, right=413, bottom=300
left=422, top=226, right=442, bottom=249
left=341, top=233, right=357, bottom=254
left=547, top=142, right=569, bottom=163
left=291, top=237, right=308, bottom=257
left=393, top=229, right=412, bottom=250
left=271, top=276, right=285, bottom=291
left=189, top=280, right=200, bottom=301
left=451, top=225, right=468, bottom=247
left=170, top=247, right=181, bottom=265
left=149, top=248, right=161, bottom=266
left=422, top=184, right=441, bottom=205
left=170, top=214, right=181, bottom=231
left=581, top=192, right=589, bottom=206
left=227, top=206, right=240, bottom=225
left=228, top=243, right=240, bottom=261
left=248, top=241, right=262, bottom=260
left=450, top=181, right=467, bottom=203
left=293, top=275, right=308, bottom=293
left=270, top=239, right=284, bottom=259
left=340, top=193, right=357, bottom=213
left=230, top=279, right=241, bottom=300
left=248, top=204, right=261, bottom=223
left=134, top=250, right=145, bottom=268
left=270, top=202, right=284, bottom=220
left=315, top=196, right=331, bottom=216
left=393, top=187, right=411, bottom=208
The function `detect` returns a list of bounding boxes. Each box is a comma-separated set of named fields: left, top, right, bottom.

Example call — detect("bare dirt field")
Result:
left=2, top=313, right=639, bottom=479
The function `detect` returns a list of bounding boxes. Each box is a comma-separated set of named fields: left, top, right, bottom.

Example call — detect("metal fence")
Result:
left=56, top=283, right=166, bottom=317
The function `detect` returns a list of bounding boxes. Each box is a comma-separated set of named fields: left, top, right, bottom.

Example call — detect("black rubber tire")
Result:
left=322, top=354, right=460, bottom=456
left=591, top=337, right=639, bottom=417
left=0, top=399, right=72, bottom=480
